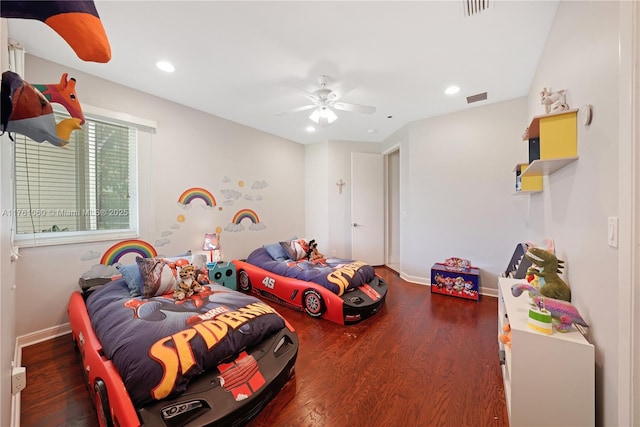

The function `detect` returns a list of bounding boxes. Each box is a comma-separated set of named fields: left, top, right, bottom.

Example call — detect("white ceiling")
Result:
left=6, top=1, right=559, bottom=145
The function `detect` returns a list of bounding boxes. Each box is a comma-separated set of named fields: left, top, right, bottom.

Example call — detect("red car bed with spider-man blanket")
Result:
left=232, top=244, right=388, bottom=325
left=67, top=278, right=298, bottom=427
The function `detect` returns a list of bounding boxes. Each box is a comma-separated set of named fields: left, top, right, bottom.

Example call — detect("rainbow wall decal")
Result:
left=232, top=208, right=260, bottom=225
left=100, top=239, right=157, bottom=265
left=177, top=187, right=217, bottom=207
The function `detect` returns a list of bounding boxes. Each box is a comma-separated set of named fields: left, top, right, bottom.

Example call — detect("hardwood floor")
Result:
left=20, top=267, right=508, bottom=427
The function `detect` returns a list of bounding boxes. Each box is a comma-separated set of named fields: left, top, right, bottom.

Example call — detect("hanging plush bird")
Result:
left=1, top=71, right=84, bottom=147
left=1, top=0, right=111, bottom=63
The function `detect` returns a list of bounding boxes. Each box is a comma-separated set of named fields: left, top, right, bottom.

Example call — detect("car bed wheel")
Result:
left=303, top=289, right=325, bottom=317
left=94, top=379, right=114, bottom=427
left=238, top=270, right=251, bottom=293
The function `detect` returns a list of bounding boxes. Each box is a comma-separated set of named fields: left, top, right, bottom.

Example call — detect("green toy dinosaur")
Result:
left=525, top=246, right=571, bottom=302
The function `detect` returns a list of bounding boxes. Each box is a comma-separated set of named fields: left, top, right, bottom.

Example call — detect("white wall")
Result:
left=327, top=140, right=381, bottom=258
left=391, top=97, right=530, bottom=291
left=14, top=55, right=306, bottom=337
left=526, top=2, right=626, bottom=425
left=305, top=140, right=383, bottom=259
left=305, top=142, right=330, bottom=248
left=0, top=18, right=17, bottom=427
left=386, top=148, right=400, bottom=266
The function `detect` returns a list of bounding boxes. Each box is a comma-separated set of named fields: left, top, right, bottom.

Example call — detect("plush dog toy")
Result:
left=307, top=239, right=324, bottom=261
left=173, top=264, right=203, bottom=301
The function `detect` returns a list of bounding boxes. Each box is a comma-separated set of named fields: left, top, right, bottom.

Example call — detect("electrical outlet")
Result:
left=11, top=366, right=26, bottom=395
left=607, top=217, right=619, bottom=248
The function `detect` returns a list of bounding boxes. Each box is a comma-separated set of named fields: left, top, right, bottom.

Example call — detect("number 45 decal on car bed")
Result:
left=262, top=277, right=275, bottom=289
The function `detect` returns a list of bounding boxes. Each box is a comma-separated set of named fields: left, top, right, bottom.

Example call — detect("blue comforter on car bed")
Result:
left=246, top=247, right=376, bottom=296
left=86, top=278, right=286, bottom=408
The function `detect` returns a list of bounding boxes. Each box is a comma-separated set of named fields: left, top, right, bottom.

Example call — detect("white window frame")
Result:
left=12, top=104, right=156, bottom=248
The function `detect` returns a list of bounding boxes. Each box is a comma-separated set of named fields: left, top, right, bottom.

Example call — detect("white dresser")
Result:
left=498, top=277, right=594, bottom=426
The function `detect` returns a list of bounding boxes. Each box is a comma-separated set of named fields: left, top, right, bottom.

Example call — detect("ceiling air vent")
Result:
left=466, top=92, right=488, bottom=104
left=464, top=0, right=490, bottom=17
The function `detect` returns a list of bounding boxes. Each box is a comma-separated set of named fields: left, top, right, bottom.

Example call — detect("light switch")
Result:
left=607, top=217, right=618, bottom=248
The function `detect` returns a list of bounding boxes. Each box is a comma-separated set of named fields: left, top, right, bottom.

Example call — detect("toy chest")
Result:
left=430, top=263, right=480, bottom=301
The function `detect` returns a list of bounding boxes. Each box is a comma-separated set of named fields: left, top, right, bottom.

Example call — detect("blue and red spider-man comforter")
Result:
left=86, top=278, right=285, bottom=408
left=246, top=247, right=376, bottom=296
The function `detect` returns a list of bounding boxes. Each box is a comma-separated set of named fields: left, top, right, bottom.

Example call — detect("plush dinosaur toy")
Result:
left=525, top=245, right=571, bottom=302
left=511, top=283, right=587, bottom=332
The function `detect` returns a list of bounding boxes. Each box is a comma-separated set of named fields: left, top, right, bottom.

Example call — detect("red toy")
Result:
left=232, top=258, right=387, bottom=325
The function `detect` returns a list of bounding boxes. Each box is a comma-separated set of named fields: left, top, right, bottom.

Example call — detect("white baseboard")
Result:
left=400, top=271, right=430, bottom=286
left=398, top=271, right=498, bottom=298
left=11, top=323, right=72, bottom=427
left=15, top=323, right=71, bottom=352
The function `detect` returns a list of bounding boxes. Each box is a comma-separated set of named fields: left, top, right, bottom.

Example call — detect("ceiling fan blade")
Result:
left=278, top=79, right=318, bottom=102
left=326, top=81, right=358, bottom=101
left=275, top=104, right=316, bottom=116
left=333, top=102, right=376, bottom=115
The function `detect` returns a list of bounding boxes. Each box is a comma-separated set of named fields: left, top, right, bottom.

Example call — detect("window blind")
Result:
left=14, top=111, right=136, bottom=237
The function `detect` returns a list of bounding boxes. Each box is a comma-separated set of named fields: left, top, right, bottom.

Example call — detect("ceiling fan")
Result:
left=276, top=75, right=376, bottom=127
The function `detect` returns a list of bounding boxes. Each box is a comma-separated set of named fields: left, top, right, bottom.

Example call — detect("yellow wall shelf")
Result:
left=514, top=163, right=543, bottom=194
left=522, top=108, right=579, bottom=141
left=514, top=108, right=579, bottom=194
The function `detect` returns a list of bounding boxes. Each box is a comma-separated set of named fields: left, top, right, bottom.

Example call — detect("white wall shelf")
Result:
left=512, top=189, right=542, bottom=195
left=520, top=156, right=579, bottom=177
left=498, top=277, right=594, bottom=427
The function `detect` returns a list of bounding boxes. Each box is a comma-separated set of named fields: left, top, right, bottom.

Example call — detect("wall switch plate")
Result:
left=607, top=217, right=618, bottom=248
left=11, top=366, right=26, bottom=395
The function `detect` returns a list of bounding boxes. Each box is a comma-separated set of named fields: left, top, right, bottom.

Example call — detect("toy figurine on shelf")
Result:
left=499, top=323, right=512, bottom=349
left=540, top=87, right=569, bottom=114
left=511, top=283, right=588, bottom=333
left=524, top=240, right=571, bottom=302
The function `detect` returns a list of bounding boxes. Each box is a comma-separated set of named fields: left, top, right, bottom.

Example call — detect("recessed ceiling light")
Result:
left=367, top=129, right=378, bottom=134
left=156, top=61, right=175, bottom=73
left=445, top=85, right=460, bottom=95
left=306, top=126, right=316, bottom=133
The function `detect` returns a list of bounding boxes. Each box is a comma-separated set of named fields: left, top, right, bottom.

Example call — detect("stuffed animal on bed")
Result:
left=173, top=264, right=203, bottom=301
left=307, top=239, right=325, bottom=262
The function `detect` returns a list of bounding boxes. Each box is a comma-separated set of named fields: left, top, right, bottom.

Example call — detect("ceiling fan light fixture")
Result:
left=309, top=106, right=337, bottom=124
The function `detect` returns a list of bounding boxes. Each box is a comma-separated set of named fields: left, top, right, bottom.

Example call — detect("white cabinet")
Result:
left=498, top=277, right=594, bottom=426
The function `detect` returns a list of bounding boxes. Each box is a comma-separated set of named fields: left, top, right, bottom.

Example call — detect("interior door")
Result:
left=351, top=152, right=384, bottom=265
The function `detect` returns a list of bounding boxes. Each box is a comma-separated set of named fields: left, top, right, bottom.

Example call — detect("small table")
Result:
left=207, top=261, right=237, bottom=290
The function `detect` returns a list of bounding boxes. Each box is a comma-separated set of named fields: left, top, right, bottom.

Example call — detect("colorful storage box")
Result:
left=208, top=261, right=237, bottom=290
left=430, top=263, right=480, bottom=301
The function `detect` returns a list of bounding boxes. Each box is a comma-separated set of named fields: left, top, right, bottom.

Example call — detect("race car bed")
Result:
left=68, top=277, right=298, bottom=427
left=232, top=243, right=388, bottom=325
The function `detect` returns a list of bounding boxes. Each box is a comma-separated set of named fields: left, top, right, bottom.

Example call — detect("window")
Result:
left=13, top=110, right=139, bottom=246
